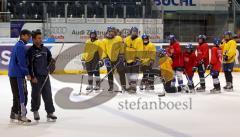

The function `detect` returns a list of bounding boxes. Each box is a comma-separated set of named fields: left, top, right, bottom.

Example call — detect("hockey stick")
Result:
left=183, top=69, right=195, bottom=93
left=77, top=75, right=84, bottom=96
left=84, top=60, right=122, bottom=96
left=73, top=64, right=100, bottom=96
left=194, top=73, right=211, bottom=88
left=39, top=41, right=65, bottom=95
left=153, top=72, right=166, bottom=97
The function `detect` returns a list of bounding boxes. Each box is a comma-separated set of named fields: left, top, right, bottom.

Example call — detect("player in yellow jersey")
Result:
left=124, top=27, right=143, bottom=93
left=81, top=30, right=103, bottom=91
left=139, top=34, right=156, bottom=90
left=157, top=48, right=177, bottom=93
left=221, top=31, right=237, bottom=91
left=102, top=27, right=126, bottom=92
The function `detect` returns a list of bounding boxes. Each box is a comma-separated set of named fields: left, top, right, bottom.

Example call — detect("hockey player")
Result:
left=195, top=35, right=209, bottom=92
left=221, top=31, right=237, bottom=91
left=27, top=30, right=57, bottom=121
left=140, top=34, right=156, bottom=90
left=102, top=26, right=126, bottom=92
left=207, top=38, right=222, bottom=93
left=166, top=35, right=184, bottom=92
left=8, top=29, right=32, bottom=123
left=124, top=27, right=143, bottom=93
left=81, top=30, right=103, bottom=91
left=183, top=44, right=197, bottom=92
left=157, top=48, right=177, bottom=93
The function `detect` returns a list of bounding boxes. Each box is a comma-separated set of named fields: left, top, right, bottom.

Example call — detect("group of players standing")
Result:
left=82, top=27, right=237, bottom=94
left=7, top=27, right=237, bottom=123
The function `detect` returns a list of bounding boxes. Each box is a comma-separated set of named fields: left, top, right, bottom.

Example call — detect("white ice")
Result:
left=0, top=73, right=240, bottom=137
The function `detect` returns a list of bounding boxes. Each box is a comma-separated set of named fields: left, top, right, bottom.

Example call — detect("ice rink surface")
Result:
left=1, top=73, right=240, bottom=137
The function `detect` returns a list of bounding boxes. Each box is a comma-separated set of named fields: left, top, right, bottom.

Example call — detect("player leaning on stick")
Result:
left=81, top=30, right=104, bottom=91
left=195, top=35, right=209, bottom=92
left=140, top=34, right=156, bottom=90
left=102, top=26, right=126, bottom=92
left=27, top=30, right=57, bottom=122
left=183, top=44, right=197, bottom=93
left=8, top=29, right=32, bottom=123
left=221, top=31, right=237, bottom=91
left=124, top=27, right=143, bottom=93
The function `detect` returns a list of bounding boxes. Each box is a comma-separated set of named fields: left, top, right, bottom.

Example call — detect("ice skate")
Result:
left=196, top=86, right=206, bottom=92
left=108, top=86, right=114, bottom=93
left=127, top=86, right=137, bottom=94
left=86, top=85, right=93, bottom=91
left=145, top=84, right=154, bottom=91
left=210, top=88, right=221, bottom=94
left=93, top=85, right=100, bottom=91
left=47, top=113, right=57, bottom=122
left=18, top=116, right=31, bottom=124
left=10, top=112, right=19, bottom=123
left=177, top=86, right=182, bottom=92
left=181, top=85, right=190, bottom=93
left=139, top=84, right=144, bottom=90
left=33, top=111, right=40, bottom=121
left=223, top=82, right=233, bottom=91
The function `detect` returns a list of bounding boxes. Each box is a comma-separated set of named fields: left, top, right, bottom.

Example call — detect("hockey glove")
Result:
left=82, top=60, right=86, bottom=70
left=206, top=64, right=212, bottom=70
left=135, top=58, right=141, bottom=66
left=118, top=54, right=125, bottom=63
left=223, top=55, right=228, bottom=62
left=192, top=67, right=198, bottom=72
left=31, top=77, right=38, bottom=84
left=149, top=60, right=154, bottom=67
left=199, top=60, right=205, bottom=65
left=49, top=58, right=56, bottom=74
left=98, top=60, right=104, bottom=67
left=104, top=58, right=111, bottom=67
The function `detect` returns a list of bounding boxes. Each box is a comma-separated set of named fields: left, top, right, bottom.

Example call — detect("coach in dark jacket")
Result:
left=27, top=30, right=57, bottom=121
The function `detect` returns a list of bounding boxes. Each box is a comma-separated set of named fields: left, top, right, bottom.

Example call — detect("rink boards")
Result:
left=0, top=42, right=240, bottom=75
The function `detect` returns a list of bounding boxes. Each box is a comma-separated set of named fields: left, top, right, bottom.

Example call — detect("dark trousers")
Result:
left=86, top=54, right=100, bottom=85
left=197, top=64, right=206, bottom=87
left=107, top=60, right=126, bottom=88
left=125, top=62, right=140, bottom=85
left=31, top=76, right=55, bottom=114
left=141, top=65, right=154, bottom=86
left=9, top=77, right=28, bottom=114
left=223, top=63, right=234, bottom=83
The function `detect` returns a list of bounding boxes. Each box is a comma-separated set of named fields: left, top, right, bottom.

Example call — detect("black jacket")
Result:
left=27, top=44, right=52, bottom=77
